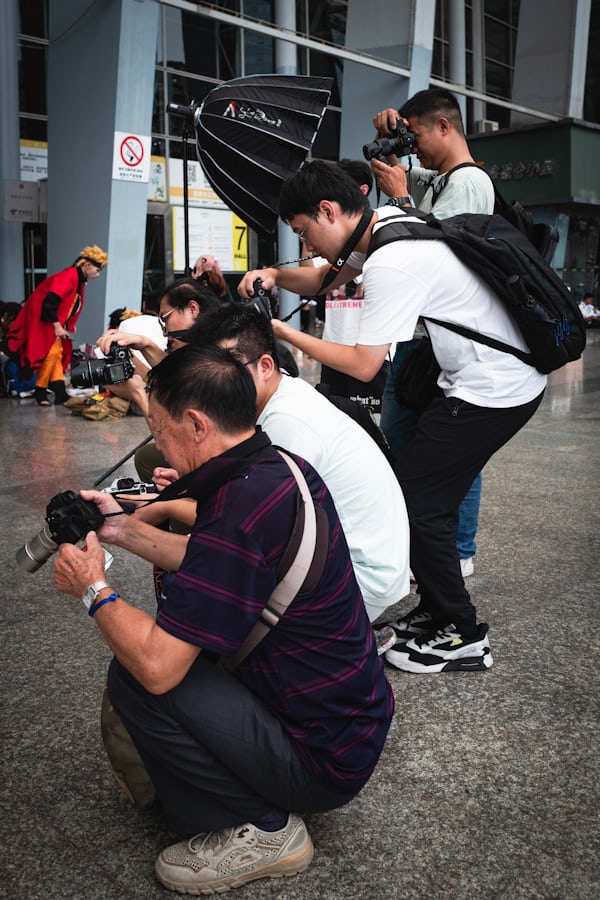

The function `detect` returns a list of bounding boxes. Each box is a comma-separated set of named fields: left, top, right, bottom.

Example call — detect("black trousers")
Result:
left=395, top=391, right=544, bottom=637
left=107, top=655, right=360, bottom=834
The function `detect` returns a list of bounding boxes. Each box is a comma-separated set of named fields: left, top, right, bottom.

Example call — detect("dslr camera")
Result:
left=70, top=343, right=135, bottom=389
left=363, top=118, right=417, bottom=164
left=249, top=278, right=277, bottom=320
left=16, top=490, right=105, bottom=573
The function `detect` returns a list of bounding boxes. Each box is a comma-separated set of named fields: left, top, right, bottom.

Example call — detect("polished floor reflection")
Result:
left=1, top=330, right=599, bottom=899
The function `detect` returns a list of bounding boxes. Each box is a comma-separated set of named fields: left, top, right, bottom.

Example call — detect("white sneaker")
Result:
left=155, top=814, right=313, bottom=893
left=460, top=557, right=474, bottom=578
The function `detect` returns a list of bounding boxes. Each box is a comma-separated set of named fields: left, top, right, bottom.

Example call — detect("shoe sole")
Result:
left=386, top=650, right=493, bottom=674
left=155, top=838, right=314, bottom=894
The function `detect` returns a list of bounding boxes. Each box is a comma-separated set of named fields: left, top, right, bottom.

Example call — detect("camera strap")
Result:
left=318, top=206, right=374, bottom=294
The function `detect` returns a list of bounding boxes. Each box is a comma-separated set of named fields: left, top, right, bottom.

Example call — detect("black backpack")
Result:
left=367, top=211, right=586, bottom=375
left=431, top=161, right=559, bottom=263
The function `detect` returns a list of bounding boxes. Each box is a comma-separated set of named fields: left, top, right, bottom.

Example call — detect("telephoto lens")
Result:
left=16, top=524, right=58, bottom=573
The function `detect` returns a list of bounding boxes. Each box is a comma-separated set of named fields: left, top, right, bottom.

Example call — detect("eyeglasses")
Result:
left=158, top=307, right=177, bottom=332
left=296, top=212, right=319, bottom=245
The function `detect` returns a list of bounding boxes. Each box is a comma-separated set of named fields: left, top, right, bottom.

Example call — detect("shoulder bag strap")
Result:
left=220, top=450, right=318, bottom=671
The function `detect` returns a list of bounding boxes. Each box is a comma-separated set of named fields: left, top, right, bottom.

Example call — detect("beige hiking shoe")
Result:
left=155, top=814, right=313, bottom=894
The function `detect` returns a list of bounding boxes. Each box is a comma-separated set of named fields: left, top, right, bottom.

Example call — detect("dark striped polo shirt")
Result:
left=157, top=430, right=394, bottom=787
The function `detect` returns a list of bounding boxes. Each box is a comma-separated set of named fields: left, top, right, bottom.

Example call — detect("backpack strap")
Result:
left=429, top=161, right=483, bottom=207
left=368, top=215, right=536, bottom=366
left=219, top=449, right=328, bottom=672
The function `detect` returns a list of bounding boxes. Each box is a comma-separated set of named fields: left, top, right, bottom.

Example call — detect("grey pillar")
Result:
left=340, top=0, right=435, bottom=174
left=511, top=0, right=592, bottom=126
left=275, top=0, right=302, bottom=323
left=48, top=0, right=159, bottom=346
left=0, top=0, right=25, bottom=301
left=448, top=0, right=467, bottom=123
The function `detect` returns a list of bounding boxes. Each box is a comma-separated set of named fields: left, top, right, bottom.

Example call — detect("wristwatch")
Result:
left=81, top=580, right=111, bottom=610
left=387, top=196, right=412, bottom=207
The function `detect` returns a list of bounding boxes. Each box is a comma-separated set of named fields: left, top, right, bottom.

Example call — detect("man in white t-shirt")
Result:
left=370, top=88, right=495, bottom=584
left=186, top=304, right=410, bottom=631
left=239, top=160, right=546, bottom=674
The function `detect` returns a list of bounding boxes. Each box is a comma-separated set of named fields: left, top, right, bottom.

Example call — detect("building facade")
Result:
left=2, top=0, right=599, bottom=343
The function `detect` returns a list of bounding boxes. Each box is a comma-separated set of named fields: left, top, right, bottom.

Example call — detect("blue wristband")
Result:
left=88, top=592, right=120, bottom=618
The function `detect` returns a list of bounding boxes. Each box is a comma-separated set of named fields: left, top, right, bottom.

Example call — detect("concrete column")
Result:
left=340, top=0, right=435, bottom=170
left=48, top=0, right=159, bottom=346
left=0, top=0, right=25, bottom=301
left=511, top=0, right=592, bottom=126
left=471, top=0, right=485, bottom=126
left=448, top=0, right=467, bottom=123
left=274, top=0, right=302, bottom=323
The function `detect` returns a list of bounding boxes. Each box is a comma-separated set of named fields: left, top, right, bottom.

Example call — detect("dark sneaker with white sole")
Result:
left=155, top=814, right=313, bottom=894
left=385, top=624, right=492, bottom=673
left=388, top=607, right=434, bottom=643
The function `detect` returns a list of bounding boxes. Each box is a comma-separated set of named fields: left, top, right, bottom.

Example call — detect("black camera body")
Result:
left=250, top=278, right=276, bottom=320
left=16, top=490, right=105, bottom=573
left=363, top=118, right=417, bottom=164
left=70, top=343, right=135, bottom=389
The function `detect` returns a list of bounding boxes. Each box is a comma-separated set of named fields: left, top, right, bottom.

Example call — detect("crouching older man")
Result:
left=53, top=345, right=393, bottom=895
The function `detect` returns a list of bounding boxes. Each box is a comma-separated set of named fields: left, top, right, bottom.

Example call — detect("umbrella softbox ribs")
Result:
left=193, top=74, right=333, bottom=234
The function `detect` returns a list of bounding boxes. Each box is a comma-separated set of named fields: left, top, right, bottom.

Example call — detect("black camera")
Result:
left=363, top=118, right=417, bottom=164
left=70, top=343, right=135, bottom=389
left=16, top=490, right=105, bottom=573
left=250, top=278, right=276, bottom=320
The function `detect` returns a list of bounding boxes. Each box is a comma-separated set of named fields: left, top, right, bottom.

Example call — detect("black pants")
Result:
left=395, top=391, right=544, bottom=637
left=107, top=655, right=360, bottom=834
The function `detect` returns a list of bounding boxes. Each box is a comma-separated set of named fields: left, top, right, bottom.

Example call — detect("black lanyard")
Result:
left=319, top=206, right=374, bottom=294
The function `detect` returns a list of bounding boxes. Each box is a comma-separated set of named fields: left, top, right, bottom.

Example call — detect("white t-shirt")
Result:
left=409, top=164, right=495, bottom=216
left=118, top=314, right=167, bottom=365
left=358, top=207, right=547, bottom=408
left=258, top=374, right=410, bottom=612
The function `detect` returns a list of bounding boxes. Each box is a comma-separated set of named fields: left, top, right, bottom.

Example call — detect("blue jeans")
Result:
left=381, top=342, right=482, bottom=559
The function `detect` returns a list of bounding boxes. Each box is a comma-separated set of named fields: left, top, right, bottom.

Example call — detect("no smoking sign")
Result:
left=112, top=131, right=151, bottom=183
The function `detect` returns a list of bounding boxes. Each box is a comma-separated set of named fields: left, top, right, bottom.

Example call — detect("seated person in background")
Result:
left=191, top=253, right=231, bottom=300
left=578, top=292, right=600, bottom=326
left=53, top=345, right=394, bottom=896
left=160, top=305, right=410, bottom=646
left=95, top=279, right=223, bottom=429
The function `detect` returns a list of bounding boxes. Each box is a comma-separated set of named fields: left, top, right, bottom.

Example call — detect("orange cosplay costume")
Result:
left=7, top=245, right=107, bottom=405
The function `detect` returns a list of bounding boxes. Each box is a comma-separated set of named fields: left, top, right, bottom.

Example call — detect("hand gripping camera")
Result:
left=70, top=343, right=135, bottom=389
left=363, top=118, right=417, bottom=164
left=16, top=491, right=105, bottom=573
left=249, top=278, right=276, bottom=319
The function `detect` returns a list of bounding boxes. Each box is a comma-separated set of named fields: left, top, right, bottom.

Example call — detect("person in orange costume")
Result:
left=7, top=245, right=108, bottom=405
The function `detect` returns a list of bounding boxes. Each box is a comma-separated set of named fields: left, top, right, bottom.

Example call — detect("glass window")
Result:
left=19, top=41, right=47, bottom=116
left=19, top=117, right=47, bottom=142
left=243, top=28, right=275, bottom=74
left=308, top=49, right=342, bottom=107
left=18, top=0, right=48, bottom=39
left=166, top=73, right=213, bottom=138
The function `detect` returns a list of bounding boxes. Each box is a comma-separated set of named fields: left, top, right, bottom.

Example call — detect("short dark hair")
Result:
left=338, top=158, right=374, bottom=193
left=161, top=277, right=223, bottom=315
left=185, top=305, right=280, bottom=369
left=147, top=344, right=257, bottom=433
left=279, top=159, right=370, bottom=222
left=399, top=88, right=464, bottom=136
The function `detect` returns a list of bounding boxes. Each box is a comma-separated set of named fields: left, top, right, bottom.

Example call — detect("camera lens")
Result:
left=16, top=524, right=58, bottom=573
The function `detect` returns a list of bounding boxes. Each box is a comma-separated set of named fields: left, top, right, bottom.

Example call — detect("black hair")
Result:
left=184, top=304, right=280, bottom=369
left=108, top=307, right=126, bottom=330
left=399, top=88, right=465, bottom=136
left=147, top=344, right=257, bottom=432
left=279, top=159, right=370, bottom=222
left=337, top=158, right=374, bottom=193
left=161, top=277, right=223, bottom=315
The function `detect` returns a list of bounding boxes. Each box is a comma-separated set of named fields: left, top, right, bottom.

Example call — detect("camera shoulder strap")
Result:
left=319, top=206, right=374, bottom=293
left=219, top=449, right=327, bottom=672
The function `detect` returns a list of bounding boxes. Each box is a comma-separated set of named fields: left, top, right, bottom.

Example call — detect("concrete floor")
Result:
left=1, top=331, right=599, bottom=899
